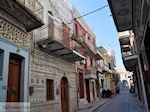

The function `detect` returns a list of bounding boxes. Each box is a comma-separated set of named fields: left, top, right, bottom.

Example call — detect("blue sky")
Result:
left=68, top=0, right=124, bottom=69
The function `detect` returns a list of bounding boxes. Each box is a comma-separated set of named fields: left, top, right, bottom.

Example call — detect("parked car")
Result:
left=130, top=86, right=135, bottom=93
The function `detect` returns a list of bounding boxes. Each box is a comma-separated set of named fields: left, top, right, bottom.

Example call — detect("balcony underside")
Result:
left=0, top=0, right=44, bottom=32
left=108, top=0, right=133, bottom=32
left=37, top=38, right=85, bottom=62
left=123, top=54, right=138, bottom=71
left=84, top=74, right=97, bottom=79
left=95, top=53, right=103, bottom=60
left=121, top=45, right=130, bottom=52
left=119, top=37, right=130, bottom=45
left=84, top=47, right=96, bottom=57
left=102, top=69, right=112, bottom=74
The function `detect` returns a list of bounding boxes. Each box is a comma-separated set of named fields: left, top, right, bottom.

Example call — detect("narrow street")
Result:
left=95, top=84, right=143, bottom=112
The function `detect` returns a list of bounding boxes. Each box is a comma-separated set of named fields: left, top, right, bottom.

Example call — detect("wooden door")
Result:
left=79, top=72, right=84, bottom=98
left=7, top=55, right=21, bottom=102
left=85, top=79, right=90, bottom=102
left=61, top=77, right=68, bottom=112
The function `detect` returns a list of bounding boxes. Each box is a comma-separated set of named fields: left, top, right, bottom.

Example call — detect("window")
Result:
left=46, top=79, right=54, bottom=100
left=88, top=36, right=90, bottom=40
left=0, top=49, right=4, bottom=77
left=75, top=24, right=78, bottom=35
left=101, top=79, right=104, bottom=88
left=128, top=76, right=131, bottom=78
left=108, top=63, right=111, bottom=69
left=90, top=57, right=93, bottom=67
left=93, top=39, right=95, bottom=45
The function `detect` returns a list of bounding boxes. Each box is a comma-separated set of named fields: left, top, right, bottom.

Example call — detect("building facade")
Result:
left=116, top=68, right=133, bottom=88
left=97, top=46, right=117, bottom=93
left=0, top=0, right=43, bottom=105
left=29, top=0, right=85, bottom=112
left=0, top=0, right=118, bottom=112
left=108, top=0, right=150, bottom=111
left=72, top=6, right=102, bottom=108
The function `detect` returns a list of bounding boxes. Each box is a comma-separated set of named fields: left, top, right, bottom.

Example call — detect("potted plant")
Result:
left=82, top=41, right=87, bottom=47
left=71, top=34, right=77, bottom=41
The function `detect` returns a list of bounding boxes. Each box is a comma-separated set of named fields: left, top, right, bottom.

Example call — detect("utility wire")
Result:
left=39, top=4, right=109, bottom=36
left=75, top=4, right=108, bottom=19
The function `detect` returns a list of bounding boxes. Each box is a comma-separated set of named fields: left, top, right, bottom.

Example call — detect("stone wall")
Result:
left=0, top=16, right=31, bottom=50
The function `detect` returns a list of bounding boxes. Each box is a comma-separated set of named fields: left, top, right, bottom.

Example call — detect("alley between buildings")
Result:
left=95, top=83, right=143, bottom=112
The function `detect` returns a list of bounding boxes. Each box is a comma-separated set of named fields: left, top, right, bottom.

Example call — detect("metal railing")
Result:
left=38, top=24, right=85, bottom=55
left=75, top=34, right=96, bottom=54
left=85, top=67, right=96, bottom=75
left=122, top=51, right=132, bottom=57
left=16, top=0, right=43, bottom=21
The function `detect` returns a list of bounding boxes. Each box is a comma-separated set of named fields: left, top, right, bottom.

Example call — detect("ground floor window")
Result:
left=101, top=79, right=104, bottom=88
left=0, top=49, right=4, bottom=77
left=46, top=79, right=54, bottom=100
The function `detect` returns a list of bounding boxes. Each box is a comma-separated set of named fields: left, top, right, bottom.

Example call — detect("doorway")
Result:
left=7, top=54, right=22, bottom=102
left=61, top=77, right=69, bottom=112
left=92, top=82, right=95, bottom=100
left=85, top=79, right=90, bottom=102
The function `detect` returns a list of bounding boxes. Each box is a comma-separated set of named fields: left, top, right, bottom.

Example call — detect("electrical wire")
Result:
left=75, top=4, right=108, bottom=19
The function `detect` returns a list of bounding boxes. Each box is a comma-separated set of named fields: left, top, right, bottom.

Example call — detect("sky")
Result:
left=68, top=0, right=124, bottom=69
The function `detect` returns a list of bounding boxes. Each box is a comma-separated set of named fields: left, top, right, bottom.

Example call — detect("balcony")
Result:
left=0, top=0, right=44, bottom=32
left=121, top=45, right=131, bottom=52
left=84, top=67, right=97, bottom=79
left=119, top=37, right=130, bottom=46
left=37, top=24, right=85, bottom=62
left=100, top=63, right=112, bottom=74
left=95, top=50, right=103, bottom=60
left=75, top=34, right=96, bottom=57
left=122, top=52, right=138, bottom=71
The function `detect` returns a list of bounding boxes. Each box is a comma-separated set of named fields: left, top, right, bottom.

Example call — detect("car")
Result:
left=130, top=86, right=135, bottom=93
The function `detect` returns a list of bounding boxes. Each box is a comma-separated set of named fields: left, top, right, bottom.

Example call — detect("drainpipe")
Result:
left=134, top=35, right=149, bottom=112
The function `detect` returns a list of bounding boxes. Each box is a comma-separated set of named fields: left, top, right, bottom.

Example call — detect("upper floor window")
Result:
left=75, top=24, right=78, bottom=35
left=90, top=57, right=93, bottom=67
left=93, top=39, right=95, bottom=45
left=108, top=63, right=111, bottom=69
left=0, top=49, right=4, bottom=77
left=88, top=36, right=91, bottom=40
